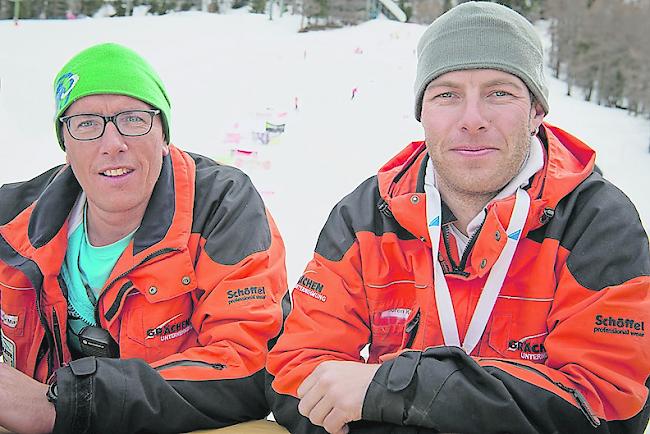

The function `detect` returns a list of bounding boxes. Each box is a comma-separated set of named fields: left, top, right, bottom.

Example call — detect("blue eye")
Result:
left=125, top=115, right=146, bottom=123
left=76, top=119, right=99, bottom=129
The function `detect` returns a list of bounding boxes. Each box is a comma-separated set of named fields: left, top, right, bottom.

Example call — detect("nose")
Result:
left=98, top=120, right=128, bottom=155
left=458, top=95, right=489, bottom=134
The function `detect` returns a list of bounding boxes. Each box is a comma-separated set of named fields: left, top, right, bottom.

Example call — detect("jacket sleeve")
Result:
left=266, top=178, right=381, bottom=433
left=361, top=180, right=650, bottom=433
left=53, top=169, right=288, bottom=434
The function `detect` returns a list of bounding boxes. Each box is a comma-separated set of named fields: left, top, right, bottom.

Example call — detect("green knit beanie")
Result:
left=53, top=43, right=171, bottom=150
left=414, top=1, right=548, bottom=121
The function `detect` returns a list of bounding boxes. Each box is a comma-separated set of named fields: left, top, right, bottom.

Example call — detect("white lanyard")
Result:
left=425, top=185, right=530, bottom=354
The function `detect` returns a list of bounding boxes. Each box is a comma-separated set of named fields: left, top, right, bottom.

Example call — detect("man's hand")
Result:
left=297, top=361, right=380, bottom=434
left=0, top=363, right=55, bottom=434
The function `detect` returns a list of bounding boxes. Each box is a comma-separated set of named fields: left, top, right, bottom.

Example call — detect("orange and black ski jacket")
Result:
left=267, top=124, right=650, bottom=434
left=0, top=145, right=287, bottom=433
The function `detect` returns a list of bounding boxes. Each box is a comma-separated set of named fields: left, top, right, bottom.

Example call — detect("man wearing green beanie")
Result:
left=268, top=2, right=650, bottom=434
left=0, top=43, right=289, bottom=433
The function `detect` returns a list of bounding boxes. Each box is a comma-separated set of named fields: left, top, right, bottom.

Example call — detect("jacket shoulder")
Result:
left=535, top=171, right=649, bottom=290
left=0, top=165, right=64, bottom=226
left=187, top=152, right=272, bottom=266
left=316, top=176, right=416, bottom=262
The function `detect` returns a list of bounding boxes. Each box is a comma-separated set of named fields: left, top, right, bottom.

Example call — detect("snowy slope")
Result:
left=0, top=11, right=648, bottom=287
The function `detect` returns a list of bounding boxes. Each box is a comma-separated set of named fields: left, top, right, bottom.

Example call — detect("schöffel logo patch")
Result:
left=594, top=314, right=645, bottom=337
left=1, top=309, right=18, bottom=328
left=294, top=275, right=326, bottom=302
left=227, top=286, right=266, bottom=305
left=146, top=314, right=193, bottom=342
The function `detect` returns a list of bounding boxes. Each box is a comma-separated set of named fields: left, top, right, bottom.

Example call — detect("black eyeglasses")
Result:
left=59, top=109, right=160, bottom=141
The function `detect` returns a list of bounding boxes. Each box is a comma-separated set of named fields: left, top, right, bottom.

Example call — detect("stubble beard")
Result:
left=429, top=123, right=532, bottom=202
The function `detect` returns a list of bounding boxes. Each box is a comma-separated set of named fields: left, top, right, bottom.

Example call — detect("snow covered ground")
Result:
left=1, top=10, right=648, bottom=287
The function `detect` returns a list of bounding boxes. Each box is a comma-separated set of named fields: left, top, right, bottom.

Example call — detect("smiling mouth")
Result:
left=101, top=168, right=134, bottom=177
left=450, top=145, right=499, bottom=155
left=453, top=146, right=497, bottom=151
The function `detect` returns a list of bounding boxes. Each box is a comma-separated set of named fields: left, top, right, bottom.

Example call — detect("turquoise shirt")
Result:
left=61, top=204, right=134, bottom=354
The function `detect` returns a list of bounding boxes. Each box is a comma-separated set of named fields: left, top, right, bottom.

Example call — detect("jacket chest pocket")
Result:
left=0, top=276, right=39, bottom=370
left=481, top=295, right=553, bottom=363
left=121, top=293, right=197, bottom=363
left=365, top=280, right=419, bottom=363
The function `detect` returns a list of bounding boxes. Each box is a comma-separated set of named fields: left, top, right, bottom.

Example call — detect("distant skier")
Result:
left=351, top=87, right=358, bottom=100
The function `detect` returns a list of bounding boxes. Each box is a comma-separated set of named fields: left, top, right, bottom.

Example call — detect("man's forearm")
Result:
left=53, top=357, right=268, bottom=434
left=362, top=348, right=604, bottom=434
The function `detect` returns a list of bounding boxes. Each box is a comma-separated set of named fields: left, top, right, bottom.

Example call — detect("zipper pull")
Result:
left=376, top=199, right=393, bottom=218
left=540, top=208, right=555, bottom=225
left=404, top=309, right=420, bottom=348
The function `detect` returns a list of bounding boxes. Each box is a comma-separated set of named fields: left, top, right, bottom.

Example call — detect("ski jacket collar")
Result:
left=0, top=145, right=194, bottom=280
left=376, top=123, right=596, bottom=249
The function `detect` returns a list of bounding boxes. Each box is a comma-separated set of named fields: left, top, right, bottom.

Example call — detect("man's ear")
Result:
left=161, top=142, right=170, bottom=157
left=530, top=101, right=545, bottom=133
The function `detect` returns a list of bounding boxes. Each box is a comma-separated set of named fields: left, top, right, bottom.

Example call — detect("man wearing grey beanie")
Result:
left=268, top=2, right=650, bottom=434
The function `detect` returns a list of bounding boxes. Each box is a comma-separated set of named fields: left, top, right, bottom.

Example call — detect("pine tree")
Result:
left=250, top=0, right=265, bottom=13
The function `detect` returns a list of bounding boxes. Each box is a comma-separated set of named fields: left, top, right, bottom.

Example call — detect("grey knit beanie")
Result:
left=414, top=1, right=548, bottom=121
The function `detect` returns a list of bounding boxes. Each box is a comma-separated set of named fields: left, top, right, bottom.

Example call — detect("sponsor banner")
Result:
left=265, top=122, right=286, bottom=133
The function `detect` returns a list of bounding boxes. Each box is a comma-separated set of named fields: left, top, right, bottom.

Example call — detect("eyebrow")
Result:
left=426, top=80, right=461, bottom=90
left=426, top=78, right=525, bottom=91
left=483, top=79, right=524, bottom=89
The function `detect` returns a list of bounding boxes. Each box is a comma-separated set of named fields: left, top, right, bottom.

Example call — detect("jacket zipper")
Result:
left=94, top=247, right=180, bottom=325
left=479, top=358, right=600, bottom=427
left=441, top=225, right=470, bottom=277
left=51, top=307, right=64, bottom=368
left=154, top=360, right=226, bottom=371
left=104, top=281, right=135, bottom=322
left=458, top=220, right=484, bottom=271
left=34, top=283, right=55, bottom=380
left=404, top=309, right=421, bottom=348
left=33, top=337, right=48, bottom=378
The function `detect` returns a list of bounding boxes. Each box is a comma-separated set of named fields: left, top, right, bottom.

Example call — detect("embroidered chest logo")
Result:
left=146, top=314, right=192, bottom=342
left=507, top=333, right=548, bottom=361
left=594, top=314, right=645, bottom=337
left=295, top=275, right=326, bottom=302
left=227, top=286, right=267, bottom=305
